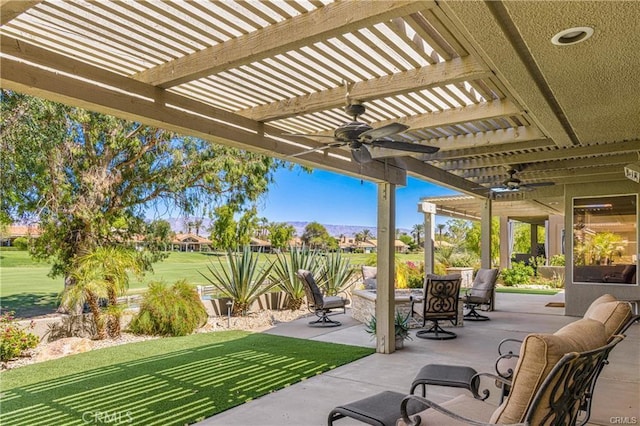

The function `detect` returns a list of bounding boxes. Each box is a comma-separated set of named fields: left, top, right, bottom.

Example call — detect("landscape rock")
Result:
left=35, top=337, right=93, bottom=362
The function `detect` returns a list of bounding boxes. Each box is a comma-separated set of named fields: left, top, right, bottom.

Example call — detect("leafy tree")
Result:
left=1, top=91, right=287, bottom=289
left=268, top=222, right=295, bottom=250
left=144, top=219, right=174, bottom=252
left=466, top=218, right=500, bottom=266
left=210, top=205, right=237, bottom=250
left=445, top=219, right=471, bottom=247
left=210, top=205, right=258, bottom=250
left=398, top=234, right=413, bottom=246
left=301, top=222, right=336, bottom=250
left=513, top=222, right=545, bottom=254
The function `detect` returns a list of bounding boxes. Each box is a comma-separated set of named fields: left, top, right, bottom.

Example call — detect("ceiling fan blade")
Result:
left=521, top=182, right=555, bottom=188
left=289, top=142, right=346, bottom=158
left=371, top=139, right=440, bottom=154
left=359, top=122, right=409, bottom=140
left=287, top=133, right=337, bottom=139
left=351, top=145, right=372, bottom=164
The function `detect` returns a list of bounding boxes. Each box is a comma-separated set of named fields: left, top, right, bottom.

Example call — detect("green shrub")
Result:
left=129, top=280, right=207, bottom=336
left=12, top=237, right=28, bottom=251
left=549, top=254, right=565, bottom=266
left=0, top=311, right=39, bottom=361
left=501, top=261, right=534, bottom=286
left=405, top=261, right=424, bottom=289
left=450, top=252, right=480, bottom=268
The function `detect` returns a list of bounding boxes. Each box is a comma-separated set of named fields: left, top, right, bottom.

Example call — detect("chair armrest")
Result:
left=498, top=338, right=523, bottom=356
left=495, top=352, right=519, bottom=380
left=400, top=394, right=527, bottom=426
left=470, top=372, right=513, bottom=401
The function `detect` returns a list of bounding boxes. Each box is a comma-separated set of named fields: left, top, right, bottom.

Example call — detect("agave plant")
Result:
left=271, top=246, right=319, bottom=310
left=318, top=251, right=357, bottom=296
left=200, top=246, right=276, bottom=316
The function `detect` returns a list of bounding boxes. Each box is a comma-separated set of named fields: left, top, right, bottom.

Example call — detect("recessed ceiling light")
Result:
left=551, top=27, right=594, bottom=46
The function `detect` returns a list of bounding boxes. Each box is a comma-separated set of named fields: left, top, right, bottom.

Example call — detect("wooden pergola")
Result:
left=1, top=0, right=639, bottom=353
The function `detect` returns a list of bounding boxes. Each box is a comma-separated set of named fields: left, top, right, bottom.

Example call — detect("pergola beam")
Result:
left=133, top=0, right=435, bottom=88
left=238, top=56, right=489, bottom=122
left=438, top=141, right=640, bottom=170
left=403, top=157, right=487, bottom=197
left=0, top=0, right=41, bottom=25
left=418, top=128, right=549, bottom=159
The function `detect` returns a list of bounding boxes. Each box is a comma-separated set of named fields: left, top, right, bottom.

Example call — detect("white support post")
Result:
left=499, top=216, right=510, bottom=270
left=481, top=199, right=494, bottom=310
left=481, top=199, right=492, bottom=269
left=418, top=201, right=436, bottom=275
left=376, top=182, right=396, bottom=354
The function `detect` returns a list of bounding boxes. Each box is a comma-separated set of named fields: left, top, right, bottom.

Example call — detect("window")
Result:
left=572, top=195, right=637, bottom=285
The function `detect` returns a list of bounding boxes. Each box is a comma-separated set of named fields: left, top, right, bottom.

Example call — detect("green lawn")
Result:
left=0, top=250, right=425, bottom=318
left=0, top=331, right=374, bottom=426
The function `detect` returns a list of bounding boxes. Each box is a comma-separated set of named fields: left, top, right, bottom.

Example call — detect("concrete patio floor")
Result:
left=199, top=293, right=639, bottom=426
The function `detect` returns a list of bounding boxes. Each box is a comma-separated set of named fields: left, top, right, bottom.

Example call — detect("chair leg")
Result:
left=308, top=310, right=342, bottom=327
left=464, top=304, right=490, bottom=321
left=416, top=320, right=457, bottom=340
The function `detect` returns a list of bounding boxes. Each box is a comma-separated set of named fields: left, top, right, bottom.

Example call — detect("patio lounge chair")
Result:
left=409, top=294, right=635, bottom=426
left=296, top=269, right=349, bottom=327
left=411, top=274, right=462, bottom=340
left=462, top=268, right=499, bottom=321
left=330, top=312, right=629, bottom=426
left=398, top=332, right=626, bottom=426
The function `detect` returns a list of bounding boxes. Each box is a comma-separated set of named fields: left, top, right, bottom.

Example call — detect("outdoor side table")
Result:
left=328, top=390, right=425, bottom=426
left=410, top=364, right=478, bottom=397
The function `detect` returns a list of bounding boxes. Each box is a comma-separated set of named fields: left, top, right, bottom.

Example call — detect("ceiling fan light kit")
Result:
left=289, top=103, right=439, bottom=164
left=489, top=168, right=555, bottom=193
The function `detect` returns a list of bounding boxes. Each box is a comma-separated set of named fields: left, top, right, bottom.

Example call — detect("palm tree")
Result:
left=63, top=246, right=143, bottom=339
left=194, top=218, right=203, bottom=236
left=436, top=223, right=446, bottom=241
left=412, top=224, right=424, bottom=246
left=361, top=228, right=373, bottom=242
left=354, top=232, right=364, bottom=249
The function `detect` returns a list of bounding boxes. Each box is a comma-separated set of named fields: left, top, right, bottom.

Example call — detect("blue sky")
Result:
left=256, top=167, right=459, bottom=230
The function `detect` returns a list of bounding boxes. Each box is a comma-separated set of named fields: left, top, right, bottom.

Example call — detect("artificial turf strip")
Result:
left=0, top=331, right=374, bottom=426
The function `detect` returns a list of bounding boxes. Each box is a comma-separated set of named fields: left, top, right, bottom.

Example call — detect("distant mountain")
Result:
left=267, top=221, right=412, bottom=238
left=161, top=218, right=409, bottom=238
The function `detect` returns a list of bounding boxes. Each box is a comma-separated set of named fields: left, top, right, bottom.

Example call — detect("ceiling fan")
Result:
left=489, top=169, right=555, bottom=193
left=288, top=103, right=439, bottom=164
